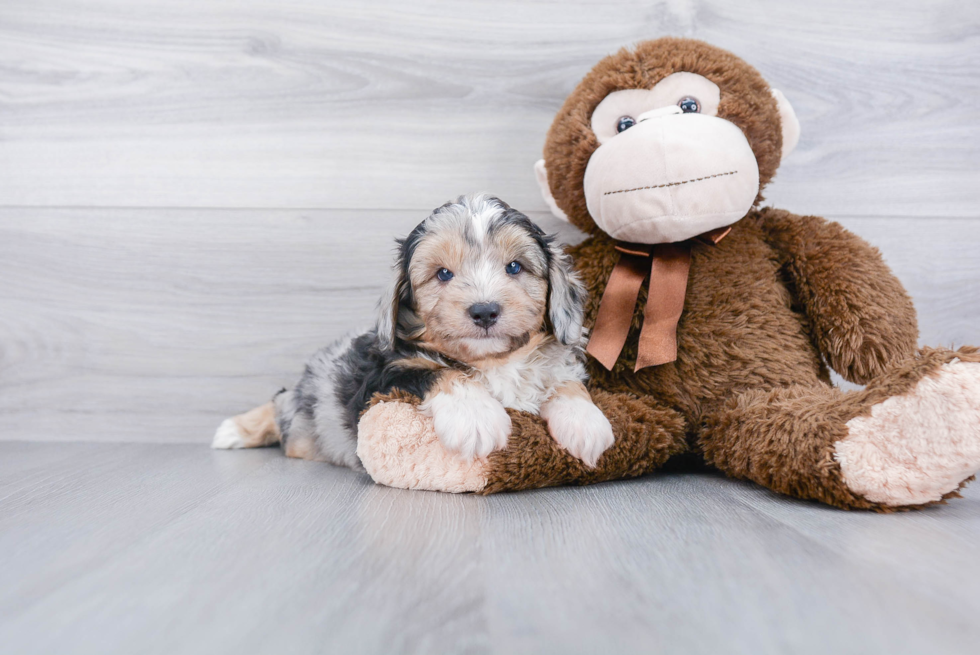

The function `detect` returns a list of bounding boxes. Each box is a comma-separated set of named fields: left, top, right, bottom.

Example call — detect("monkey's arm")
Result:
left=758, top=208, right=918, bottom=384
left=356, top=389, right=688, bottom=493
left=483, top=388, right=687, bottom=493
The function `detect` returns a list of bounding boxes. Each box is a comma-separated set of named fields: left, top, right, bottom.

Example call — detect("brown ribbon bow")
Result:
left=586, top=226, right=732, bottom=372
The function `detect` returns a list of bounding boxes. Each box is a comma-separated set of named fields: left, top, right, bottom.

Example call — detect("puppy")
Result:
left=212, top=193, right=615, bottom=469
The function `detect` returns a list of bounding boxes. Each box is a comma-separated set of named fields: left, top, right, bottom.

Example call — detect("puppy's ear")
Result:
left=376, top=230, right=422, bottom=351
left=375, top=264, right=406, bottom=351
left=545, top=238, right=586, bottom=346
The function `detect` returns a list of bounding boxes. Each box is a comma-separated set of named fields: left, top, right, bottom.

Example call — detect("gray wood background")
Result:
left=3, top=4, right=980, bottom=654
left=1, top=0, right=978, bottom=442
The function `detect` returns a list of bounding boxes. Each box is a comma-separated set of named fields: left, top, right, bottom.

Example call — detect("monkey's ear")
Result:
left=534, top=160, right=569, bottom=222
left=771, top=89, right=800, bottom=159
left=545, top=239, right=586, bottom=346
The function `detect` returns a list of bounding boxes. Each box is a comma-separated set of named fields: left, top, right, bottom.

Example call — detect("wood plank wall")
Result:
left=1, top=0, right=978, bottom=442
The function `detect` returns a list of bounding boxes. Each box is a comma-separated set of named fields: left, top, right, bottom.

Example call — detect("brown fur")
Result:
left=361, top=39, right=975, bottom=511
left=230, top=402, right=281, bottom=448
left=425, top=368, right=467, bottom=398
left=477, top=210, right=944, bottom=509
left=229, top=401, right=324, bottom=461
left=477, top=39, right=969, bottom=511
left=699, top=346, right=980, bottom=512
left=543, top=38, right=783, bottom=236
left=484, top=388, right=689, bottom=493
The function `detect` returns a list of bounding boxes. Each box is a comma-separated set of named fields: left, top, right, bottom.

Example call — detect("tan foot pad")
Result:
left=357, top=401, right=489, bottom=493
left=836, top=360, right=980, bottom=506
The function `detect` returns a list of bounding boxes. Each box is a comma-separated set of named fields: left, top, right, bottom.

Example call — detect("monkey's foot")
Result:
left=835, top=360, right=980, bottom=506
left=357, top=401, right=489, bottom=493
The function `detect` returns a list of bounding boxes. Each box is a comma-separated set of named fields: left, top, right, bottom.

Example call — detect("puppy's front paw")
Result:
left=542, top=394, right=614, bottom=468
left=422, top=389, right=511, bottom=460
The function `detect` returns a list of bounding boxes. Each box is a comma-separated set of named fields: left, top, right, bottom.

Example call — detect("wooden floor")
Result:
left=2, top=442, right=979, bottom=655
left=2, top=0, right=980, bottom=653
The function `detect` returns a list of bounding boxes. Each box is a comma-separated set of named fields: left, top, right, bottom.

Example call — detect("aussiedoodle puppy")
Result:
left=212, top=193, right=615, bottom=469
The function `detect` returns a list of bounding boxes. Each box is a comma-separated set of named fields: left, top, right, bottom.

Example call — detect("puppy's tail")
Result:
left=211, top=401, right=281, bottom=450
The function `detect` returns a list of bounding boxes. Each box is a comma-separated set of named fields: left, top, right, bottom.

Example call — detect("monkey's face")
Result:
left=537, top=38, right=800, bottom=242
left=583, top=72, right=761, bottom=244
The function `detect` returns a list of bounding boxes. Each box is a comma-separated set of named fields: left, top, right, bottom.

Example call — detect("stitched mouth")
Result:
left=604, top=170, right=738, bottom=196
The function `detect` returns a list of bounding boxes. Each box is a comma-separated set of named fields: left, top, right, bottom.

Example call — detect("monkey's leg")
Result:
left=357, top=389, right=689, bottom=494
left=699, top=347, right=980, bottom=510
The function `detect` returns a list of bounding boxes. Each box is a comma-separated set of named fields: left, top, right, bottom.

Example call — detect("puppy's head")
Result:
left=377, top=194, right=585, bottom=362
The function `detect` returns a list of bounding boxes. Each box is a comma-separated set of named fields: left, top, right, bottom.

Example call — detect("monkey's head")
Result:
left=536, top=38, right=799, bottom=244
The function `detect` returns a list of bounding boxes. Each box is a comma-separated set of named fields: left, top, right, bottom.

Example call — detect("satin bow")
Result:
left=586, top=227, right=731, bottom=372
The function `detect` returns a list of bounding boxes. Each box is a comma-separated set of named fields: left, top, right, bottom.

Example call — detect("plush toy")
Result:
left=356, top=37, right=980, bottom=510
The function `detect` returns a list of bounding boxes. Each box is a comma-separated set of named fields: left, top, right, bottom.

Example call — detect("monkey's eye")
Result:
left=436, top=268, right=454, bottom=282
left=678, top=96, right=701, bottom=113
left=505, top=261, right=522, bottom=275
left=616, top=116, right=636, bottom=133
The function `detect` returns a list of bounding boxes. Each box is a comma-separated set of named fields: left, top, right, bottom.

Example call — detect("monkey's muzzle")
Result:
left=583, top=107, right=760, bottom=244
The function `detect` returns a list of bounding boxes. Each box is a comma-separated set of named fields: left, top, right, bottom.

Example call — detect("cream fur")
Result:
left=590, top=72, right=722, bottom=144
left=534, top=159, right=569, bottom=222
left=212, top=402, right=280, bottom=450
left=357, top=401, right=489, bottom=493
left=583, top=111, right=760, bottom=244
left=835, top=360, right=980, bottom=506
left=771, top=89, right=800, bottom=159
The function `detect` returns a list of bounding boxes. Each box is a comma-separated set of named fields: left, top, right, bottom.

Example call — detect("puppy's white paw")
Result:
left=542, top=394, right=614, bottom=468
left=422, top=387, right=511, bottom=460
left=211, top=418, right=245, bottom=449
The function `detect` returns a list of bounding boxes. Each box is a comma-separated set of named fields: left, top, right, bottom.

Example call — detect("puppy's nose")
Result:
left=468, top=302, right=500, bottom=329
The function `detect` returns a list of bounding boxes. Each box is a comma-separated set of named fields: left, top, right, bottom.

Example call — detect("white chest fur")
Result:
left=469, top=339, right=586, bottom=413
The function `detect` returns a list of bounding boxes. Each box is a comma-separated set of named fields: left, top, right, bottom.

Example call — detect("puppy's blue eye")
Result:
left=616, top=116, right=636, bottom=133
left=436, top=268, right=454, bottom=282
left=505, top=261, right=522, bottom=275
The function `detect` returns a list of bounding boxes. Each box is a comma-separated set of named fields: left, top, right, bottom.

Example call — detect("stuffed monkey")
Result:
left=357, top=38, right=980, bottom=511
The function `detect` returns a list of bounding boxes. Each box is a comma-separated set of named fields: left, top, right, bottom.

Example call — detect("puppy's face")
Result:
left=378, top=195, right=585, bottom=363
left=411, top=208, right=549, bottom=361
